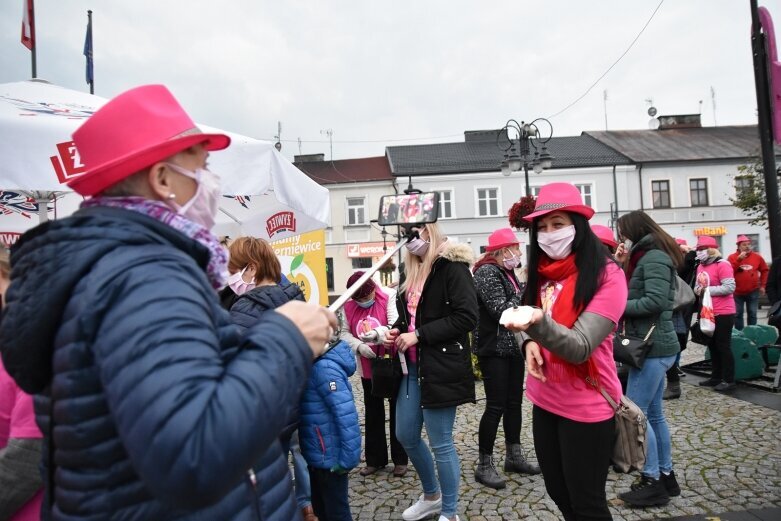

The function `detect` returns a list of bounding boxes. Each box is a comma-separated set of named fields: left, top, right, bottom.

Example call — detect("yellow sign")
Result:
left=271, top=229, right=328, bottom=306
left=694, top=226, right=727, bottom=236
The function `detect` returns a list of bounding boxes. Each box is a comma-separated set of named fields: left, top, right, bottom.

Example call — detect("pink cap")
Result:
left=486, top=228, right=520, bottom=252
left=736, top=235, right=751, bottom=245
left=591, top=224, right=618, bottom=249
left=523, top=182, right=595, bottom=222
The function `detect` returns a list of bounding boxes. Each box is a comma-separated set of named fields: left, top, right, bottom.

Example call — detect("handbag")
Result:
left=689, top=321, right=711, bottom=345
left=613, top=322, right=656, bottom=369
left=589, top=378, right=648, bottom=474
left=672, top=274, right=696, bottom=312
left=370, top=345, right=402, bottom=399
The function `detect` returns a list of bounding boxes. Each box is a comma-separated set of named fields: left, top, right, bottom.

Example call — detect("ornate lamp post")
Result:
left=497, top=118, right=554, bottom=197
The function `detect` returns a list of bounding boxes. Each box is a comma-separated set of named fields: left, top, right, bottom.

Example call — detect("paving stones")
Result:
left=345, top=342, right=781, bottom=519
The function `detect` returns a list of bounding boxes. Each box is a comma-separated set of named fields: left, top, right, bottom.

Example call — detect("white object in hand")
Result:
left=399, top=351, right=408, bottom=375
left=359, top=329, right=379, bottom=342
left=357, top=343, right=377, bottom=359
left=499, top=306, right=535, bottom=328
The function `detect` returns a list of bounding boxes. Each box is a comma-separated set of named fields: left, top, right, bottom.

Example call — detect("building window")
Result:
left=735, top=176, right=754, bottom=199
left=351, top=258, right=372, bottom=269
left=652, top=180, right=671, bottom=208
left=346, top=197, right=366, bottom=225
left=437, top=190, right=454, bottom=219
left=325, top=258, right=334, bottom=291
left=689, top=179, right=709, bottom=207
left=476, top=188, right=499, bottom=217
left=575, top=184, right=593, bottom=209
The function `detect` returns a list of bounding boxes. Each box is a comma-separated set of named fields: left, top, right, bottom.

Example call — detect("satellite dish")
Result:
left=647, top=106, right=658, bottom=117
left=648, top=118, right=660, bottom=130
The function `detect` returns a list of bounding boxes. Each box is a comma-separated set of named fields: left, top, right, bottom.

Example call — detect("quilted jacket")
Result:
left=0, top=206, right=310, bottom=521
left=472, top=260, right=524, bottom=357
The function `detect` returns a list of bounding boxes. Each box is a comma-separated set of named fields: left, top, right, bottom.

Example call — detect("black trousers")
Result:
left=478, top=355, right=524, bottom=454
left=533, top=405, right=615, bottom=521
left=360, top=377, right=407, bottom=467
left=666, top=332, right=689, bottom=383
left=309, top=467, right=352, bottom=521
left=708, top=314, right=736, bottom=383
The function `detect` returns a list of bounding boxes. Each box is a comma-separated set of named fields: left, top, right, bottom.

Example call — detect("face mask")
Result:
left=165, top=162, right=221, bottom=230
left=406, top=237, right=430, bottom=257
left=696, top=250, right=709, bottom=262
left=502, top=251, right=521, bottom=270
left=356, top=299, right=375, bottom=309
left=537, top=225, right=576, bottom=260
left=624, top=238, right=633, bottom=251
left=227, top=266, right=255, bottom=295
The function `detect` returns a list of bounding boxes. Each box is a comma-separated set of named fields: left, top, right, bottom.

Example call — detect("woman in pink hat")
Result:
left=0, top=85, right=337, bottom=521
left=505, top=182, right=627, bottom=521
left=471, top=228, right=539, bottom=491
left=694, top=236, right=737, bottom=391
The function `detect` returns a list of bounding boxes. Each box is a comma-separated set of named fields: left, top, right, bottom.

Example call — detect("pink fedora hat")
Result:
left=675, top=238, right=688, bottom=246
left=736, top=234, right=751, bottom=244
left=696, top=235, right=718, bottom=249
left=485, top=228, right=520, bottom=252
left=591, top=224, right=617, bottom=249
left=68, top=85, right=230, bottom=196
left=523, top=182, right=595, bottom=221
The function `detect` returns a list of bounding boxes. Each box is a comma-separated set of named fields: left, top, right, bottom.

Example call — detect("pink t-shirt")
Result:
left=1, top=358, right=44, bottom=521
left=404, top=284, right=423, bottom=363
left=526, top=262, right=627, bottom=423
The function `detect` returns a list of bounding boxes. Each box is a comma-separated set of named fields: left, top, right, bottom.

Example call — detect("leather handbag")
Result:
left=672, top=274, right=696, bottom=311
left=613, top=323, right=656, bottom=369
left=589, top=378, right=648, bottom=474
left=370, top=345, right=402, bottom=399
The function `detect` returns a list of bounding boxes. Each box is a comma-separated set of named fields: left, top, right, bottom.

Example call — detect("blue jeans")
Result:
left=395, top=363, right=460, bottom=517
left=627, top=354, right=677, bottom=479
left=734, top=290, right=759, bottom=329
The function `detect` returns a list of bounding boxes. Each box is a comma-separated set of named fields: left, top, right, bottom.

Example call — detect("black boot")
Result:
left=663, top=381, right=681, bottom=400
left=661, top=470, right=681, bottom=497
left=504, top=444, right=541, bottom=475
left=475, top=452, right=505, bottom=489
left=619, top=475, right=670, bottom=507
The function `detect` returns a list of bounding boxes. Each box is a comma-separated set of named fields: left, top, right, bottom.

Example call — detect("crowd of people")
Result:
left=0, top=84, right=779, bottom=521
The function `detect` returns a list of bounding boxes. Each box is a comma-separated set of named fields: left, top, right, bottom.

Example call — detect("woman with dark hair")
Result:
left=614, top=210, right=682, bottom=507
left=472, top=228, right=539, bottom=491
left=505, top=183, right=627, bottom=521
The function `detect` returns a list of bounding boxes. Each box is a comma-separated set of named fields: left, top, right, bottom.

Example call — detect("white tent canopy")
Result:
left=0, top=80, right=329, bottom=241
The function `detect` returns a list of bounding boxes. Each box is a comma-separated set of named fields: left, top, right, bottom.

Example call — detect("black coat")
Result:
left=392, top=242, right=478, bottom=408
left=473, top=261, right=524, bottom=358
left=768, top=257, right=781, bottom=305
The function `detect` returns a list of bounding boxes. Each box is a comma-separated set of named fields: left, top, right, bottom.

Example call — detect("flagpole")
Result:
left=30, top=0, right=37, bottom=78
left=87, top=10, right=93, bottom=94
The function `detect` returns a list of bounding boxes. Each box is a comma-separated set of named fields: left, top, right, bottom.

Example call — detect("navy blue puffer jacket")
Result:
left=0, top=206, right=311, bottom=521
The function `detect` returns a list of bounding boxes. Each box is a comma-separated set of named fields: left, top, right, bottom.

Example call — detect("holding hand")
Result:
left=357, top=343, right=377, bottom=359
left=395, top=332, right=418, bottom=353
left=359, top=329, right=379, bottom=343
left=614, top=243, right=629, bottom=263
left=384, top=328, right=400, bottom=347
left=503, top=308, right=544, bottom=332
left=525, top=341, right=546, bottom=382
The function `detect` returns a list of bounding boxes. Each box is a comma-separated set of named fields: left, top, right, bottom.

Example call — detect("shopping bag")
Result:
left=699, top=287, right=716, bottom=337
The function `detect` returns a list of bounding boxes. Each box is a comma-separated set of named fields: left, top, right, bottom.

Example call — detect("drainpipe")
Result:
left=637, top=164, right=644, bottom=210
left=612, top=165, right=618, bottom=216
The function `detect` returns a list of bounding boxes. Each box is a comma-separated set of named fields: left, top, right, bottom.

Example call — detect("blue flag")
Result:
left=83, top=16, right=93, bottom=85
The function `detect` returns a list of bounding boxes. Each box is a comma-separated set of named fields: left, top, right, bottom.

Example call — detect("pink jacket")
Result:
left=696, top=259, right=737, bottom=316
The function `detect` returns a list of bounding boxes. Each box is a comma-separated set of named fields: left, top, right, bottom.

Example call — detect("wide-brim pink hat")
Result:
left=485, top=228, right=520, bottom=252
left=675, top=238, right=688, bottom=246
left=68, top=84, right=230, bottom=196
left=591, top=224, right=617, bottom=249
left=736, top=235, right=751, bottom=244
left=696, top=235, right=718, bottom=249
left=523, top=182, right=595, bottom=221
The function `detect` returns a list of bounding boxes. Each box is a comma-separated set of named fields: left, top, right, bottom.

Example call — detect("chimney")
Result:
left=294, top=153, right=326, bottom=163
left=657, top=114, right=702, bottom=130
left=464, top=129, right=508, bottom=143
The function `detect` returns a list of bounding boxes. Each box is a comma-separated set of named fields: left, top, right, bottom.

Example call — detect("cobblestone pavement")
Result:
left=346, top=343, right=781, bottom=520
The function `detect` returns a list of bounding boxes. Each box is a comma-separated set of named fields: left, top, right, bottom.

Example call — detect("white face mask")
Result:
left=165, top=162, right=221, bottom=230
left=406, top=237, right=430, bottom=257
left=227, top=266, right=255, bottom=295
left=537, top=225, right=576, bottom=260
left=502, top=250, right=521, bottom=270
left=696, top=250, right=709, bottom=262
left=624, top=238, right=633, bottom=251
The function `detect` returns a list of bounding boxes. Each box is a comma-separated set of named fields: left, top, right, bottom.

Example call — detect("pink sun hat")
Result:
left=485, top=228, right=520, bottom=252
left=675, top=238, right=688, bottom=246
left=68, top=84, right=231, bottom=196
left=591, top=224, right=618, bottom=249
left=736, top=235, right=751, bottom=245
left=696, top=236, right=718, bottom=249
left=523, top=182, right=595, bottom=221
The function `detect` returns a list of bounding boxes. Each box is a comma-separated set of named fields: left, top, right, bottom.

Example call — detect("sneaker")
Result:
left=619, top=475, right=670, bottom=507
left=698, top=379, right=720, bottom=387
left=661, top=470, right=681, bottom=497
left=402, top=494, right=442, bottom=521
left=714, top=382, right=736, bottom=392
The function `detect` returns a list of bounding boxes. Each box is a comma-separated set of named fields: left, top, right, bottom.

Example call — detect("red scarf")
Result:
left=536, top=254, right=600, bottom=385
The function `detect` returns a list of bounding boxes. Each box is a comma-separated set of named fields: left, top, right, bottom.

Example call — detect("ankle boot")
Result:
left=474, top=452, right=506, bottom=489
left=663, top=381, right=681, bottom=400
left=504, top=444, right=541, bottom=475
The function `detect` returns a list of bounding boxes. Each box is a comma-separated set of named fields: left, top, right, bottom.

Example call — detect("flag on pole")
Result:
left=84, top=12, right=93, bottom=87
left=21, top=0, right=35, bottom=50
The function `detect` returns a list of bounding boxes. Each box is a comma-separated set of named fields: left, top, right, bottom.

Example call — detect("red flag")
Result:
left=21, top=0, right=35, bottom=50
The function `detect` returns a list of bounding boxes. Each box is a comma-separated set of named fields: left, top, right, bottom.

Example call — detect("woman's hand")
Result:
left=395, top=332, right=419, bottom=353
left=504, top=308, right=544, bottom=332
left=384, top=328, right=400, bottom=347
left=525, top=341, right=546, bottom=382
left=614, top=243, right=629, bottom=263
left=694, top=285, right=703, bottom=296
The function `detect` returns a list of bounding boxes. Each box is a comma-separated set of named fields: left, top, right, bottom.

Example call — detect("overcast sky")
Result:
left=1, top=1, right=779, bottom=161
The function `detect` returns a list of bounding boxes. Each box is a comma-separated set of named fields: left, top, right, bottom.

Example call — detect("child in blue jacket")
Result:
left=299, top=340, right=361, bottom=521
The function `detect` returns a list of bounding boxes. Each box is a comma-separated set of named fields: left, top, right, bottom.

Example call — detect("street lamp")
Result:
left=497, top=118, right=554, bottom=196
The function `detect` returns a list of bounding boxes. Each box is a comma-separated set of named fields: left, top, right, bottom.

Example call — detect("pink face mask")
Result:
left=226, top=267, right=255, bottom=295
left=537, top=225, right=576, bottom=260
left=406, top=237, right=430, bottom=257
left=165, top=162, right=221, bottom=230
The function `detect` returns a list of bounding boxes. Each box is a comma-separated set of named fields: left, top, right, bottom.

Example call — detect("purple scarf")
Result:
left=81, top=196, right=228, bottom=289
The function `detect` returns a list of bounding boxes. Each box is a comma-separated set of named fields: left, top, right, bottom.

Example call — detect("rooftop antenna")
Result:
left=710, top=86, right=717, bottom=126
left=274, top=121, right=282, bottom=151
left=320, top=128, right=333, bottom=160
left=297, top=137, right=302, bottom=155
left=603, top=89, right=609, bottom=131
left=698, top=100, right=703, bottom=114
